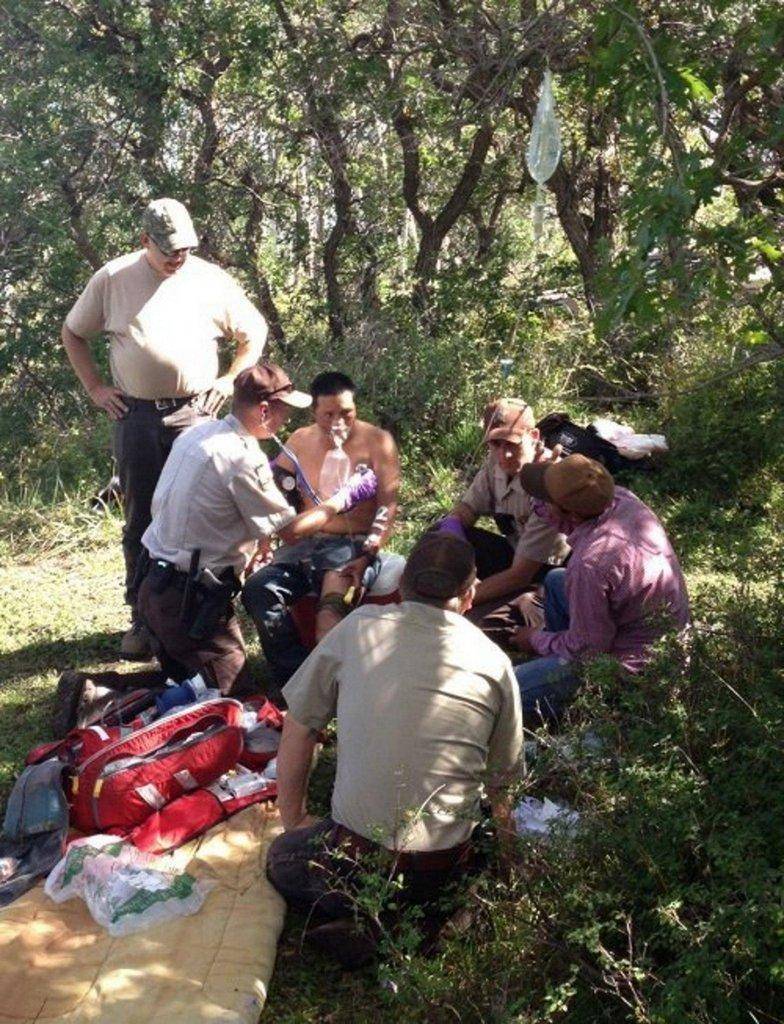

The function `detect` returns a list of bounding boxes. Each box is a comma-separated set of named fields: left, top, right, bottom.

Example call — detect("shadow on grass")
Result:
left=0, top=629, right=129, bottom=683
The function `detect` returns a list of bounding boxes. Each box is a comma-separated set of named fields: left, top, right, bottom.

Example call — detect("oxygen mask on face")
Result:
left=319, top=424, right=352, bottom=497
left=330, top=423, right=350, bottom=446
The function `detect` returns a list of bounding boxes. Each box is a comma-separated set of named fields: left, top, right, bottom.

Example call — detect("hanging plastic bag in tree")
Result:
left=526, top=69, right=562, bottom=241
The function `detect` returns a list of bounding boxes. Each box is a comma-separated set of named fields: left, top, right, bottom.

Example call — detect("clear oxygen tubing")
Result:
left=271, top=434, right=322, bottom=505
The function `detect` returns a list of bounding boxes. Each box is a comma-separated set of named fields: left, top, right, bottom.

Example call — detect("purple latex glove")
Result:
left=435, top=514, right=468, bottom=541
left=334, top=467, right=378, bottom=511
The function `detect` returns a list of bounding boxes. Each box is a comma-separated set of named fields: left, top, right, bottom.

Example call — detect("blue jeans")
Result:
left=242, top=535, right=380, bottom=687
left=515, top=569, right=579, bottom=722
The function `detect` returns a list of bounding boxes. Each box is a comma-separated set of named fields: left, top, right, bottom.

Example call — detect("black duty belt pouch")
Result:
left=186, top=570, right=240, bottom=642
left=147, top=559, right=176, bottom=594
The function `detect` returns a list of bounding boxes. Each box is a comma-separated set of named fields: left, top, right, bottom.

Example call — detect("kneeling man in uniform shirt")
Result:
left=138, top=363, right=377, bottom=696
left=266, top=531, right=523, bottom=967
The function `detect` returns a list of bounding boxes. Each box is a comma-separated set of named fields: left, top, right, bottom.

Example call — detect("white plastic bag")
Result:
left=512, top=797, right=579, bottom=839
left=526, top=69, right=562, bottom=241
left=591, top=417, right=668, bottom=459
left=45, top=835, right=212, bottom=937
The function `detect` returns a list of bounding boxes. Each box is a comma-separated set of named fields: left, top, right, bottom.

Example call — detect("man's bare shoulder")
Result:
left=355, top=419, right=398, bottom=451
left=283, top=423, right=321, bottom=452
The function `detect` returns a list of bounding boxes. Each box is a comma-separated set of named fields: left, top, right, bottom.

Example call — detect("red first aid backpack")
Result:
left=60, top=699, right=245, bottom=834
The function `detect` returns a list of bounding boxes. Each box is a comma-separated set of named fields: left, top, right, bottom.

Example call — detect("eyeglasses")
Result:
left=151, top=239, right=194, bottom=257
left=262, top=384, right=294, bottom=400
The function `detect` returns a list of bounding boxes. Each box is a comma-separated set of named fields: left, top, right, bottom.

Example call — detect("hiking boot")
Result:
left=305, top=918, right=378, bottom=970
left=52, top=671, right=87, bottom=738
left=120, top=623, right=153, bottom=661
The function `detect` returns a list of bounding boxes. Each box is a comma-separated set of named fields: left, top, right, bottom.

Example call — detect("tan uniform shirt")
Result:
left=65, top=251, right=268, bottom=399
left=283, top=601, right=523, bottom=852
left=142, top=414, right=295, bottom=573
left=461, top=455, right=570, bottom=564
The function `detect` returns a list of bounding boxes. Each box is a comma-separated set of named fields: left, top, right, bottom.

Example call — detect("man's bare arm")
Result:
left=277, top=493, right=345, bottom=543
left=449, top=501, right=479, bottom=529
left=276, top=466, right=376, bottom=543
left=276, top=714, right=320, bottom=830
left=202, top=332, right=267, bottom=416
left=61, top=323, right=128, bottom=420
left=371, top=428, right=401, bottom=546
left=271, top=427, right=308, bottom=475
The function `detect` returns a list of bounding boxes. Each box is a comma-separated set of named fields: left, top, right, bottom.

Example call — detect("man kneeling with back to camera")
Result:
left=137, top=364, right=376, bottom=697
left=266, top=532, right=523, bottom=968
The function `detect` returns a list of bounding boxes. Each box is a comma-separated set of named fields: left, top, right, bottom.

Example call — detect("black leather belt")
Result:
left=126, top=394, right=200, bottom=411
left=147, top=559, right=237, bottom=591
left=332, top=824, right=473, bottom=873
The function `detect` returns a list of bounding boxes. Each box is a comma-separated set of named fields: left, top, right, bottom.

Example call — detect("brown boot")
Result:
left=52, top=671, right=87, bottom=738
left=120, top=622, right=154, bottom=661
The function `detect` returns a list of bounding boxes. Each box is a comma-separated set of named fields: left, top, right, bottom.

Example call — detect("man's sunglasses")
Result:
left=263, top=384, right=294, bottom=400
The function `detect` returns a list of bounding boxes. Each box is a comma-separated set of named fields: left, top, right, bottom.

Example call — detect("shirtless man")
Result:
left=242, top=371, right=400, bottom=691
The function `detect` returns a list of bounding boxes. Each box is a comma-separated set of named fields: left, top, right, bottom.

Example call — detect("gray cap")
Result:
left=401, top=533, right=476, bottom=601
left=142, top=198, right=198, bottom=255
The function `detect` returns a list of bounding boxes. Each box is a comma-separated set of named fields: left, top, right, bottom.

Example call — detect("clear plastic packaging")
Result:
left=220, top=764, right=277, bottom=799
left=525, top=69, right=562, bottom=241
left=319, top=428, right=352, bottom=497
left=512, top=797, right=579, bottom=839
left=45, top=834, right=213, bottom=937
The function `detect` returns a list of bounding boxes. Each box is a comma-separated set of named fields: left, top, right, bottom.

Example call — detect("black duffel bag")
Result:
left=536, top=412, right=653, bottom=476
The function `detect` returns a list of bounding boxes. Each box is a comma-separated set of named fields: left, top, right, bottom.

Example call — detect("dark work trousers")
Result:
left=463, top=525, right=549, bottom=646
left=113, top=396, right=209, bottom=615
left=267, top=818, right=473, bottom=939
left=465, top=524, right=516, bottom=580
left=137, top=573, right=255, bottom=696
left=241, top=535, right=375, bottom=689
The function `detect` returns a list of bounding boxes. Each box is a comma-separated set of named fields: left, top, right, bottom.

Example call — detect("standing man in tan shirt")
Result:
left=61, top=198, right=268, bottom=657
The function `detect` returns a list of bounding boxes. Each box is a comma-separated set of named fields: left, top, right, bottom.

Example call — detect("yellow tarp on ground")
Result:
left=0, top=805, right=285, bottom=1023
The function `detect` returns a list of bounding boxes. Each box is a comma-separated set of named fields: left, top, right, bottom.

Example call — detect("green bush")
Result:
left=375, top=561, right=784, bottom=1023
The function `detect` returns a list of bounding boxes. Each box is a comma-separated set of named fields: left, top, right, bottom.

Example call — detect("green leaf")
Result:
left=743, top=329, right=770, bottom=347
left=677, top=68, right=714, bottom=101
left=749, top=237, right=783, bottom=261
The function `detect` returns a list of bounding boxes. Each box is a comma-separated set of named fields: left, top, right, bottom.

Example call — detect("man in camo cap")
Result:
left=62, top=198, right=269, bottom=658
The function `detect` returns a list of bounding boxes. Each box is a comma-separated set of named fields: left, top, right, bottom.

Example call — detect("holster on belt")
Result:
left=179, top=549, right=201, bottom=629
left=186, top=567, right=240, bottom=642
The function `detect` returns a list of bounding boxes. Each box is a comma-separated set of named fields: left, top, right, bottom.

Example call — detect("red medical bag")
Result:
left=65, top=699, right=244, bottom=833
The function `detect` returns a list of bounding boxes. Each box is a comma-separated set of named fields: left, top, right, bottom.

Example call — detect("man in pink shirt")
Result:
left=511, top=454, right=690, bottom=722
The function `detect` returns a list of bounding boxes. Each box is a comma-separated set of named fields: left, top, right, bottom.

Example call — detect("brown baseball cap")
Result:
left=142, top=198, right=199, bottom=254
left=401, top=533, right=476, bottom=601
left=233, top=363, right=312, bottom=408
left=483, top=398, right=535, bottom=443
left=520, top=454, right=615, bottom=517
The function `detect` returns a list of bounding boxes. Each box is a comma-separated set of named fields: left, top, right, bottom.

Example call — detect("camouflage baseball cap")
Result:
left=141, top=198, right=198, bottom=255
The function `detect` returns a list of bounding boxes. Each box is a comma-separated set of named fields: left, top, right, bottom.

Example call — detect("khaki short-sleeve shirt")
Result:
left=65, top=251, right=267, bottom=399
left=283, top=602, right=524, bottom=852
left=461, top=456, right=569, bottom=564
left=142, top=415, right=295, bottom=573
